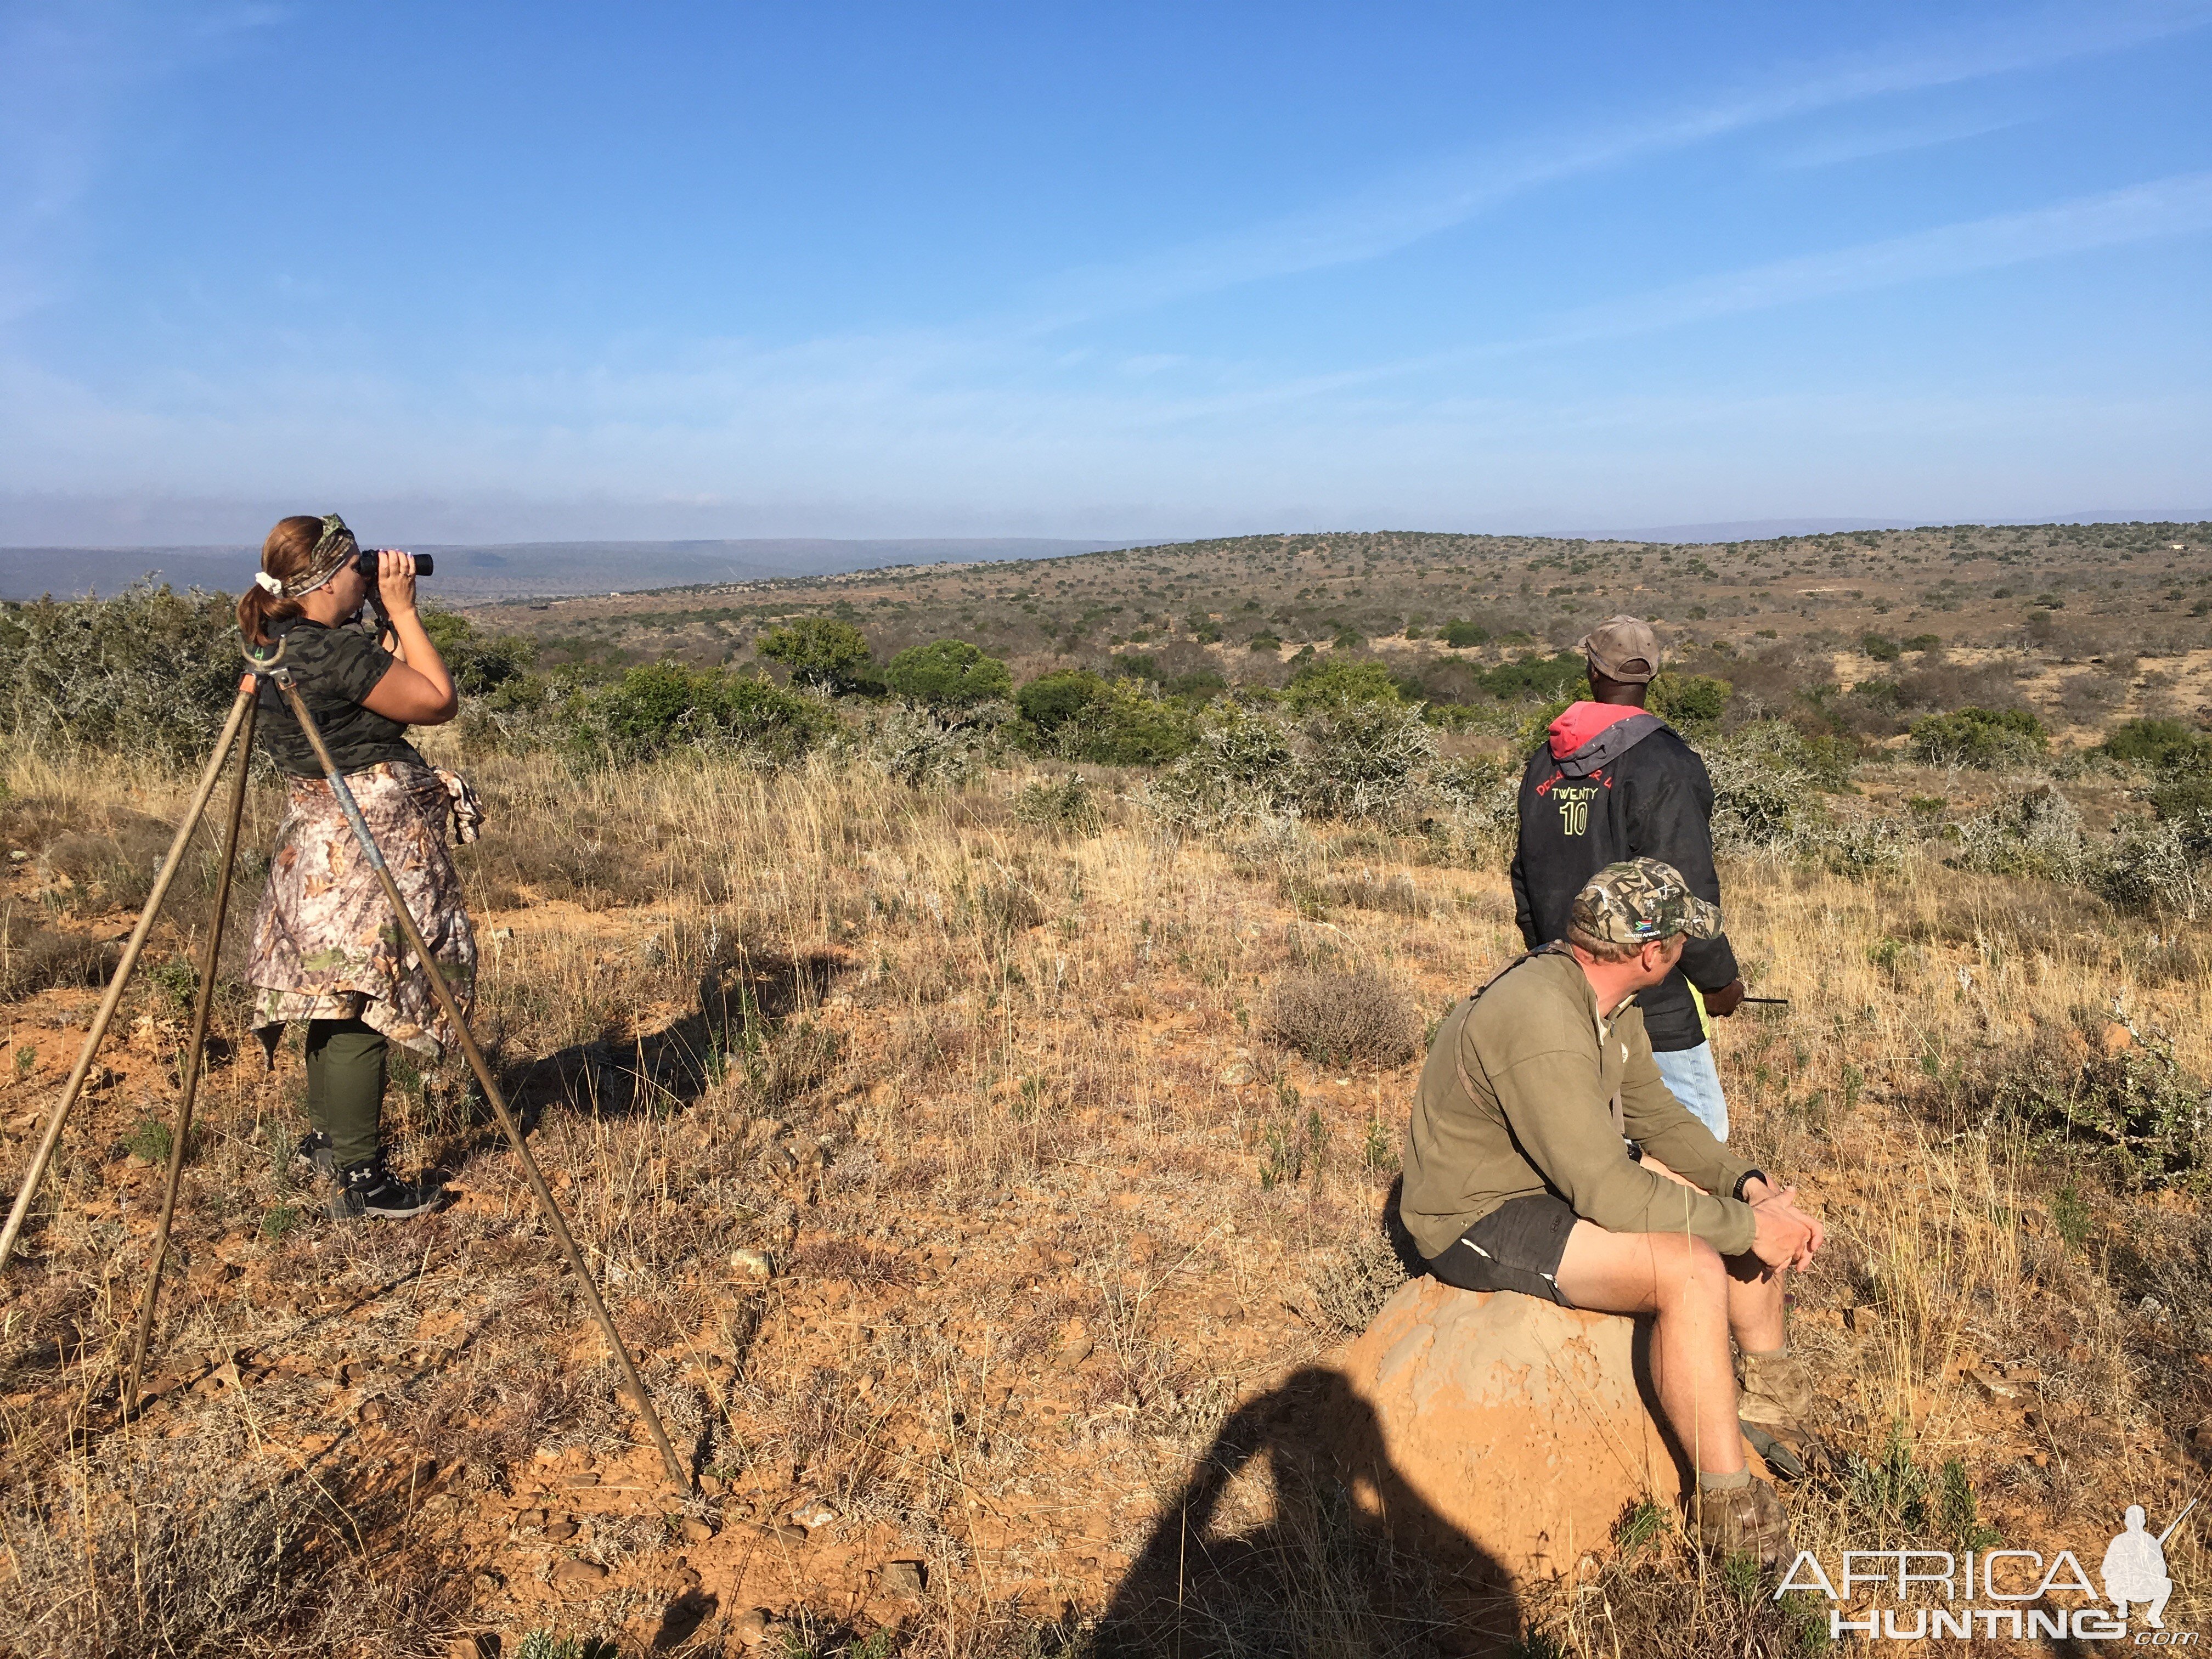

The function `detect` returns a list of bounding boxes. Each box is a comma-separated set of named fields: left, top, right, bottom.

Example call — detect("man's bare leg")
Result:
left=1554, top=1220, right=1743, bottom=1476
left=1641, top=1155, right=1788, bottom=1354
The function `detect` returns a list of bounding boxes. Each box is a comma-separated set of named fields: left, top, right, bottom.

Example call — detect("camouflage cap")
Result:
left=1571, top=857, right=1722, bottom=947
left=1578, top=614, right=1660, bottom=684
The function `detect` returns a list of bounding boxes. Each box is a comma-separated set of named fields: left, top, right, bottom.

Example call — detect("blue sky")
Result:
left=2, top=1, right=2209, bottom=545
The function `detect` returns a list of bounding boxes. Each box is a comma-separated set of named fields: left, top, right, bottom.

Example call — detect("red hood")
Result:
left=1548, top=700, right=1641, bottom=759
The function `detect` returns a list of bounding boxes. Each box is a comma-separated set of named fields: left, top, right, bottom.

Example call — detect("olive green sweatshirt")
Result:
left=1401, top=950, right=1758, bottom=1261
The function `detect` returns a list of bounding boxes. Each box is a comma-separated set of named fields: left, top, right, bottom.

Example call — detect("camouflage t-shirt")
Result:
left=256, top=620, right=425, bottom=777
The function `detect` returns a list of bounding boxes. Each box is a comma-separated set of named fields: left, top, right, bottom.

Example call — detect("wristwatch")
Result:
left=1733, top=1169, right=1769, bottom=1202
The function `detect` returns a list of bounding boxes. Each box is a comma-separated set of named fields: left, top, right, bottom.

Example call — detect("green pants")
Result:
left=305, top=1019, right=386, bottom=1170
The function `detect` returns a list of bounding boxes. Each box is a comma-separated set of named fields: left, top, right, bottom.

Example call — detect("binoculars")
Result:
left=357, top=549, right=435, bottom=578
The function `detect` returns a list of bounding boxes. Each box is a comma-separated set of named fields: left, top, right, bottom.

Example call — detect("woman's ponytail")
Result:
left=239, top=515, right=323, bottom=647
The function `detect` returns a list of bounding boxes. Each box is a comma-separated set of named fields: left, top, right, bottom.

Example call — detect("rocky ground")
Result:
left=1, top=751, right=2208, bottom=1656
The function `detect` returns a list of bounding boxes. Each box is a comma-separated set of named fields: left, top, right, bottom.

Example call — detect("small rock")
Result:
left=1218, top=1063, right=1251, bottom=1087
left=790, top=1497, right=837, bottom=1530
left=449, top=1638, right=490, bottom=1659
left=1204, top=1294, right=1242, bottom=1321
left=489, top=926, right=514, bottom=941
left=680, top=1516, right=715, bottom=1543
left=357, top=1398, right=386, bottom=1424
left=1053, top=1318, right=1094, bottom=1369
left=1846, top=1306, right=1883, bottom=1333
left=550, top=1558, right=607, bottom=1583
left=1970, top=1370, right=2022, bottom=1403
left=2140, top=1294, right=2169, bottom=1320
left=472, top=1570, right=505, bottom=1593
left=730, top=1248, right=775, bottom=1279
left=5, top=850, right=25, bottom=863
left=881, top=1558, right=927, bottom=1595
left=2100, top=1022, right=2135, bottom=1056
left=546, top=1520, right=579, bottom=1542
left=734, top=1608, right=774, bottom=1647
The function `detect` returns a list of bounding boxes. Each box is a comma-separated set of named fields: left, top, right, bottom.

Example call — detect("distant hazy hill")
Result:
left=0, top=538, right=1148, bottom=602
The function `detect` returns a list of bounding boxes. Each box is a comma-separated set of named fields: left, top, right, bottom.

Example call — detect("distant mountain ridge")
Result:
left=0, top=537, right=1152, bottom=602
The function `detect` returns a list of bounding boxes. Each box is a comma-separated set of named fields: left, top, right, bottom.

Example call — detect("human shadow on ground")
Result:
left=459, top=942, right=853, bottom=1139
left=1091, top=1364, right=1525, bottom=1659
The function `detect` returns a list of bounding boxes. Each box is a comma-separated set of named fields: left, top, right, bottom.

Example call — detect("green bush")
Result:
left=579, top=661, right=826, bottom=763
left=1014, top=670, right=1195, bottom=765
left=1861, top=633, right=1901, bottom=662
left=0, top=582, right=242, bottom=764
left=1908, top=706, right=2047, bottom=769
left=1471, top=651, right=1586, bottom=703
left=1284, top=658, right=1401, bottom=713
left=883, top=639, right=1012, bottom=709
left=1440, top=619, right=1489, bottom=648
left=1901, top=633, right=1940, bottom=653
left=1246, top=631, right=1283, bottom=653
left=1647, top=672, right=1730, bottom=727
left=2104, top=716, right=2210, bottom=769
left=420, top=608, right=537, bottom=697
left=755, top=616, right=871, bottom=691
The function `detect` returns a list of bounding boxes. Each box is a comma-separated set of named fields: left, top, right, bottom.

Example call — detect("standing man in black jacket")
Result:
left=1509, top=616, right=1747, bottom=1138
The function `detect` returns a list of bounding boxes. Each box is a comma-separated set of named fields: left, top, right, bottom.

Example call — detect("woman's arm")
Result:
left=359, top=551, right=459, bottom=725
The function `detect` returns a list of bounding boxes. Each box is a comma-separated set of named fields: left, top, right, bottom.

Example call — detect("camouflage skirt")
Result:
left=248, top=761, right=478, bottom=1058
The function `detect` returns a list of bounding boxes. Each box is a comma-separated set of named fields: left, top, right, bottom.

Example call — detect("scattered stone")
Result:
left=1970, top=1370, right=2022, bottom=1403
left=1053, top=1318, right=1093, bottom=1369
left=1846, top=1305, right=1883, bottom=1333
left=546, top=1520, right=579, bottom=1542
left=550, top=1558, right=607, bottom=1583
left=679, top=1516, right=715, bottom=1543
left=730, top=1248, right=775, bottom=1279
left=881, top=1558, right=927, bottom=1595
left=790, top=1497, right=837, bottom=1531
left=357, top=1398, right=386, bottom=1424
left=1218, top=1062, right=1251, bottom=1087
left=472, top=1571, right=505, bottom=1594
left=734, top=1608, right=773, bottom=1647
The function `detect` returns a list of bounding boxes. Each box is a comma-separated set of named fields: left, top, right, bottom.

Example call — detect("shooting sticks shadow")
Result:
left=0, top=640, right=689, bottom=1488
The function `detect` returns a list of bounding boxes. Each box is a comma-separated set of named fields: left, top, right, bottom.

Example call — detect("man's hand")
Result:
left=1702, top=978, right=1747, bottom=1019
left=1745, top=1180, right=1822, bottom=1271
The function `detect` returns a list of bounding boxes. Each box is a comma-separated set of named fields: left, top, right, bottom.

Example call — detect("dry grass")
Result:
left=0, top=741, right=2205, bottom=1655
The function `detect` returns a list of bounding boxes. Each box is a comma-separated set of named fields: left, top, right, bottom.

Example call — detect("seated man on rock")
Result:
left=1400, top=857, right=1824, bottom=1564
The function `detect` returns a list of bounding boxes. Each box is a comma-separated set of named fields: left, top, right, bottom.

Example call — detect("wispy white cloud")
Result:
left=1017, top=1, right=2212, bottom=327
left=1766, top=112, right=2030, bottom=170
left=1518, top=170, right=2212, bottom=350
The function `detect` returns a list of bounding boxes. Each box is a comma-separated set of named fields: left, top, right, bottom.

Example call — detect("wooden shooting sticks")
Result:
left=0, top=638, right=689, bottom=1488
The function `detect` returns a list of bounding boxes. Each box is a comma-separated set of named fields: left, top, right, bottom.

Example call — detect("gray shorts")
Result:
left=1425, top=1194, right=1579, bottom=1306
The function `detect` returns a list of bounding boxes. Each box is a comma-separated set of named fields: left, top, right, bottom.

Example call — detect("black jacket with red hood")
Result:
left=1507, top=702, right=1739, bottom=1052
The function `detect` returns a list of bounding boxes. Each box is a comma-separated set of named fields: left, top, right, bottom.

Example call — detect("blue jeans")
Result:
left=1652, top=1042, right=1729, bottom=1142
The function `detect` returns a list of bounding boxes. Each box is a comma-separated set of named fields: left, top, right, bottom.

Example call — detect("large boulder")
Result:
left=1322, top=1276, right=1689, bottom=1588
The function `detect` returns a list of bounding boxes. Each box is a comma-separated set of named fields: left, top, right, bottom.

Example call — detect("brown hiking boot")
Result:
left=1692, top=1475, right=1791, bottom=1568
left=1736, top=1348, right=1817, bottom=1433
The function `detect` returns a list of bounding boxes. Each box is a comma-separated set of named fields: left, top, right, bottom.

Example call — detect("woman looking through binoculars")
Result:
left=235, top=513, right=479, bottom=1219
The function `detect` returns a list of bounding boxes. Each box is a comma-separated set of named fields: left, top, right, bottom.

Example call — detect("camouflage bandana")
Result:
left=276, top=514, right=359, bottom=599
left=1572, top=856, right=1722, bottom=947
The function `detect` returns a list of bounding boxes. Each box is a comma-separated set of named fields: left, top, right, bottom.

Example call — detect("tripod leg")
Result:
left=269, top=676, right=689, bottom=1489
left=122, top=695, right=257, bottom=1412
left=0, top=685, right=255, bottom=1276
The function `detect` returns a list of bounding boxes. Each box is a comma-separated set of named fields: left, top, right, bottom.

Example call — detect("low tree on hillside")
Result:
left=756, top=617, right=872, bottom=692
left=884, top=639, right=1013, bottom=710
